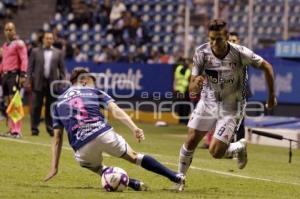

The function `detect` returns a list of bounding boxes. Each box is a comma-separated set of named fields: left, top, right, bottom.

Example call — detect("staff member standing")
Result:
left=0, top=22, right=28, bottom=138
left=27, top=31, right=65, bottom=137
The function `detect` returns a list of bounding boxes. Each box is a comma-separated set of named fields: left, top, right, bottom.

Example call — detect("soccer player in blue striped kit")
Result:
left=44, top=67, right=185, bottom=191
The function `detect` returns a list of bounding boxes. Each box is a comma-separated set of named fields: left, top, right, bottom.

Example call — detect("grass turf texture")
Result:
left=0, top=116, right=300, bottom=199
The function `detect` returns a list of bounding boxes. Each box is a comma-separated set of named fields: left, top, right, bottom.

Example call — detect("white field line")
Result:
left=1, top=136, right=300, bottom=187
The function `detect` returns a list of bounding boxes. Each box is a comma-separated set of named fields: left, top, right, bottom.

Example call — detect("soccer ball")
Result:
left=101, top=167, right=129, bottom=192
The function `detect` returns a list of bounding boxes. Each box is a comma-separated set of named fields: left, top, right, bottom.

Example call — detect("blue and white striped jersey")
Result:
left=52, top=86, right=114, bottom=151
left=192, top=42, right=263, bottom=103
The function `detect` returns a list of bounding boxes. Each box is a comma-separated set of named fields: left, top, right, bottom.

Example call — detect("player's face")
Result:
left=4, top=23, right=16, bottom=41
left=229, top=35, right=240, bottom=44
left=208, top=29, right=228, bottom=54
left=43, top=33, right=54, bottom=48
left=79, top=75, right=95, bottom=87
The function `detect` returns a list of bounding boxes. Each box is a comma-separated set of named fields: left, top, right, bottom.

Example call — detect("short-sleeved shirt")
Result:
left=52, top=86, right=114, bottom=151
left=192, top=42, right=263, bottom=104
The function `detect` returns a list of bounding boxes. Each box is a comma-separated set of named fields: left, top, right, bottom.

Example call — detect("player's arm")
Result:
left=189, top=48, right=205, bottom=98
left=44, top=127, right=64, bottom=182
left=259, top=60, right=277, bottom=109
left=16, top=41, right=28, bottom=86
left=107, top=101, right=145, bottom=142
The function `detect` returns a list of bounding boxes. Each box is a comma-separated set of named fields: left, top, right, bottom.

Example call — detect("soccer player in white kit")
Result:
left=175, top=19, right=277, bottom=191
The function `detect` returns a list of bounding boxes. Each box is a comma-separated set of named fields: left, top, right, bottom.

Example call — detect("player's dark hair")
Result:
left=229, top=31, right=239, bottom=37
left=208, top=19, right=228, bottom=32
left=70, top=67, right=96, bottom=84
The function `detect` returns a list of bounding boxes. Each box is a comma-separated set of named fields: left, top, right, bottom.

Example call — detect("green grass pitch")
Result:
left=0, top=117, right=300, bottom=199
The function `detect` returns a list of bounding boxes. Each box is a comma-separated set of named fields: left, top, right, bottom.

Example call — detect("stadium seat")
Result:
left=166, top=5, right=175, bottom=13
left=142, top=14, right=150, bottom=23
left=117, top=45, right=125, bottom=54
left=68, top=33, right=77, bottom=43
left=82, top=44, right=90, bottom=53
left=155, top=4, right=162, bottom=13
left=130, top=4, right=138, bottom=13
left=165, top=14, right=173, bottom=23
left=143, top=4, right=150, bottom=13
left=106, top=34, right=114, bottom=43
left=154, top=14, right=161, bottom=23
left=129, top=45, right=136, bottom=53
left=81, top=23, right=89, bottom=33
left=165, top=25, right=172, bottom=33
left=152, top=35, right=160, bottom=43
left=93, top=33, right=101, bottom=42
left=56, top=23, right=64, bottom=32
left=68, top=23, right=77, bottom=33
left=94, top=24, right=101, bottom=33
left=154, top=25, right=161, bottom=33
left=94, top=44, right=102, bottom=53
left=54, top=12, right=62, bottom=23
left=67, top=13, right=74, bottom=22
left=43, top=23, right=50, bottom=31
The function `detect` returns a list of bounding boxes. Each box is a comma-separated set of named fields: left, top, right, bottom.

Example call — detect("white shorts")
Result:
left=74, top=129, right=127, bottom=169
left=187, top=100, right=245, bottom=144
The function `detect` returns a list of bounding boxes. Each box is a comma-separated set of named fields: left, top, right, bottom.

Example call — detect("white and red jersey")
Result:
left=192, top=42, right=263, bottom=104
left=0, top=39, right=28, bottom=74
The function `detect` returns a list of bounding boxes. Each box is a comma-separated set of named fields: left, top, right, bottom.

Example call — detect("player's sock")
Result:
left=225, top=141, right=244, bottom=157
left=178, top=144, right=194, bottom=174
left=136, top=154, right=179, bottom=182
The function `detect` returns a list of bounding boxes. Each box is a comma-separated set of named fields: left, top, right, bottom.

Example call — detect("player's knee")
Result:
left=122, top=150, right=141, bottom=164
left=79, top=162, right=102, bottom=174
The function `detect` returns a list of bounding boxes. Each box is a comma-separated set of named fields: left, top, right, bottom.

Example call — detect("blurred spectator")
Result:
left=93, top=45, right=111, bottom=63
left=134, top=47, right=148, bottom=63
left=173, top=58, right=191, bottom=124
left=74, top=45, right=88, bottom=62
left=56, top=0, right=72, bottom=14
left=158, top=47, right=172, bottom=64
left=147, top=48, right=160, bottom=64
left=135, top=18, right=151, bottom=46
left=93, top=0, right=111, bottom=27
left=72, top=0, right=92, bottom=26
left=52, top=27, right=64, bottom=49
left=110, top=0, right=126, bottom=24
left=26, top=31, right=66, bottom=137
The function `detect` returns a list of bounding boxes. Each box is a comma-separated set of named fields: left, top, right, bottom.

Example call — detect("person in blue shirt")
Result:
left=44, top=67, right=185, bottom=191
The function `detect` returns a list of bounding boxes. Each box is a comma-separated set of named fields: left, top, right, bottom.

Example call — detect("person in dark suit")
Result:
left=26, top=31, right=66, bottom=136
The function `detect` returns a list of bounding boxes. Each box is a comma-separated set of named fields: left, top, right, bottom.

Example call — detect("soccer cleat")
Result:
left=0, top=132, right=22, bottom=139
left=173, top=173, right=186, bottom=192
left=10, top=132, right=22, bottom=139
left=237, top=138, right=247, bottom=169
left=136, top=181, right=148, bottom=191
left=130, top=180, right=148, bottom=191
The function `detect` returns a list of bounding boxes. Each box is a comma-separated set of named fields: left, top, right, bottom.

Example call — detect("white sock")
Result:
left=225, top=141, right=243, bottom=157
left=178, top=144, right=194, bottom=175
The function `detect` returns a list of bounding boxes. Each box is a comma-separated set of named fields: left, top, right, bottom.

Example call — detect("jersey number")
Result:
left=69, top=97, right=88, bottom=120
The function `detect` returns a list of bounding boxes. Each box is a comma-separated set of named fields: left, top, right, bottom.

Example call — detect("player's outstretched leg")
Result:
left=122, top=147, right=185, bottom=187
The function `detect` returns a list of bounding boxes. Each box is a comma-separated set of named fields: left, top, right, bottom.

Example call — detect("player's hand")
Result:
left=44, top=168, right=58, bottom=182
left=193, top=75, right=205, bottom=91
left=133, top=128, right=145, bottom=142
left=266, top=95, right=277, bottom=110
